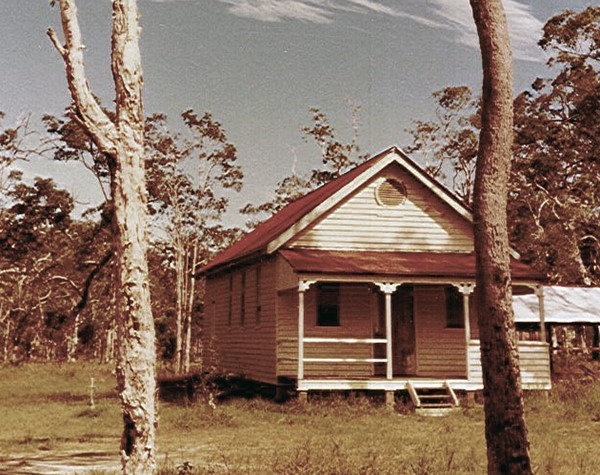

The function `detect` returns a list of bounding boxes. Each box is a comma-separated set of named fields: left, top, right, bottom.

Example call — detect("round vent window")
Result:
left=375, top=178, right=407, bottom=207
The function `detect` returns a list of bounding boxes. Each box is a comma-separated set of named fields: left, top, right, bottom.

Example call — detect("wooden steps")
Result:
left=407, top=381, right=460, bottom=416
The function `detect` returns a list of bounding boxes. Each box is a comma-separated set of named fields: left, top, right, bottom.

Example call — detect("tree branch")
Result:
left=73, top=250, right=114, bottom=317
left=47, top=27, right=67, bottom=58
left=48, top=0, right=118, bottom=156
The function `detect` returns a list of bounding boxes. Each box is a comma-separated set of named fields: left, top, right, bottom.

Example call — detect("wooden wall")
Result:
left=414, top=286, right=470, bottom=378
left=290, top=165, right=474, bottom=252
left=277, top=283, right=377, bottom=379
left=203, top=258, right=278, bottom=384
left=276, top=283, right=485, bottom=381
left=468, top=340, right=552, bottom=389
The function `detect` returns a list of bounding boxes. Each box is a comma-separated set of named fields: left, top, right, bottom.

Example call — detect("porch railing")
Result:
left=302, top=337, right=388, bottom=364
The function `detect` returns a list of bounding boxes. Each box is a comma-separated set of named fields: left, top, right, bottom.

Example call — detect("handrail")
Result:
left=444, top=381, right=460, bottom=406
left=304, top=358, right=387, bottom=363
left=301, top=337, right=387, bottom=366
left=406, top=381, right=421, bottom=407
left=303, top=337, right=387, bottom=344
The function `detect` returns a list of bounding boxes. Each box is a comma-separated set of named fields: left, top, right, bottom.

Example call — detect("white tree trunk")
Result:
left=49, top=1, right=157, bottom=473
left=183, top=241, right=198, bottom=373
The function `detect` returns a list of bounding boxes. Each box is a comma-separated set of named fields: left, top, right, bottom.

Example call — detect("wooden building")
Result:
left=199, top=147, right=551, bottom=404
left=514, top=286, right=600, bottom=358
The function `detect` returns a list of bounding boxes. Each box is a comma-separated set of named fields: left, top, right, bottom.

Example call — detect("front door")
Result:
left=392, top=285, right=416, bottom=375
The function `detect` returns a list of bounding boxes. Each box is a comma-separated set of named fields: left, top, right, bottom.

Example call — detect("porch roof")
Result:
left=279, top=248, right=542, bottom=280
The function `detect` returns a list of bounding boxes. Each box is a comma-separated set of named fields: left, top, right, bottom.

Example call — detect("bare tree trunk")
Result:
left=175, top=233, right=184, bottom=373
left=469, top=1, right=532, bottom=473
left=69, top=312, right=79, bottom=361
left=49, top=1, right=157, bottom=473
left=183, top=241, right=198, bottom=373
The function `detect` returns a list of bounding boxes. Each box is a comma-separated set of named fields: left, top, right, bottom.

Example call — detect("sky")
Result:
left=0, top=0, right=593, bottom=226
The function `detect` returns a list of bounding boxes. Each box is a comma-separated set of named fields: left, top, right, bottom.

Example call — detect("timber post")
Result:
left=89, top=376, right=95, bottom=409
left=534, top=285, right=546, bottom=343
left=297, top=280, right=315, bottom=399
left=385, top=391, right=395, bottom=411
left=374, top=282, right=400, bottom=380
left=375, top=282, right=400, bottom=411
left=454, top=283, right=475, bottom=380
left=298, top=391, right=308, bottom=405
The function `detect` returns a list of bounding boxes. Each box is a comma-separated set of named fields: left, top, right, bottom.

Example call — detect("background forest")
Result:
left=0, top=7, right=597, bottom=369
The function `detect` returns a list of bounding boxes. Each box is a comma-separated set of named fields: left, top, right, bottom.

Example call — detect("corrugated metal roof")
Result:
left=279, top=248, right=542, bottom=280
left=199, top=146, right=528, bottom=276
left=200, top=147, right=394, bottom=274
left=514, top=286, right=600, bottom=323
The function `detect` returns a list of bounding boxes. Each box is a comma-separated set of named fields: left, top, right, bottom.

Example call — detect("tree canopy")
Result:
left=405, top=7, right=599, bottom=285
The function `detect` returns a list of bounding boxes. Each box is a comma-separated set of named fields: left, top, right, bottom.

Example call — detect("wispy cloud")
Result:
left=427, top=0, right=544, bottom=62
left=218, top=0, right=443, bottom=27
left=222, top=0, right=333, bottom=24
left=215, top=0, right=544, bottom=62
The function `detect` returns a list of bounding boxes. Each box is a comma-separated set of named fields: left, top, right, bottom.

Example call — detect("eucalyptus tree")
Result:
left=145, top=110, right=243, bottom=373
left=241, top=104, right=367, bottom=228
left=48, top=0, right=157, bottom=472
left=0, top=177, right=79, bottom=362
left=405, top=87, right=480, bottom=205
left=405, top=7, right=599, bottom=285
left=511, top=6, right=599, bottom=285
left=469, top=0, right=532, bottom=472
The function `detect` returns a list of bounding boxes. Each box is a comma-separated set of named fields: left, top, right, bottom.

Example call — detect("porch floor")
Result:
left=297, top=377, right=483, bottom=392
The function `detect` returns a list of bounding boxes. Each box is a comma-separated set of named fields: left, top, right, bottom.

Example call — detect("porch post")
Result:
left=534, top=285, right=546, bottom=343
left=385, top=290, right=393, bottom=380
left=298, top=280, right=315, bottom=385
left=375, top=283, right=399, bottom=380
left=455, top=283, right=475, bottom=380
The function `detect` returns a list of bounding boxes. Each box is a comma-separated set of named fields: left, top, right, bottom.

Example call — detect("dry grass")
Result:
left=1, top=362, right=599, bottom=474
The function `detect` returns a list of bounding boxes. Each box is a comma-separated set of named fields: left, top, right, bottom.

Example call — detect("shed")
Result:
left=514, top=287, right=600, bottom=357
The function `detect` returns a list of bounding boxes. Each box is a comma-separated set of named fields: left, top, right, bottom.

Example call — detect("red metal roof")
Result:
left=279, top=249, right=542, bottom=280
left=199, top=147, right=394, bottom=274
left=199, top=146, right=487, bottom=275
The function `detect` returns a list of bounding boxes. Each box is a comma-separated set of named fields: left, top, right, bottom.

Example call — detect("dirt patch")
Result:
left=0, top=450, right=119, bottom=475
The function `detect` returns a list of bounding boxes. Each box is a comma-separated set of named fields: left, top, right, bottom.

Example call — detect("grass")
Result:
left=1, top=362, right=599, bottom=474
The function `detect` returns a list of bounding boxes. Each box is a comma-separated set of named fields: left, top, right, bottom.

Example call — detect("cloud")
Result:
left=417, top=0, right=545, bottom=62
left=218, top=0, right=443, bottom=26
left=217, top=0, right=544, bottom=62
left=222, top=0, right=333, bottom=23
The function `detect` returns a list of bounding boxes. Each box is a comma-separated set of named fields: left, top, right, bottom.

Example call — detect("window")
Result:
left=317, top=283, right=340, bottom=326
left=255, top=262, right=262, bottom=324
left=446, top=286, right=464, bottom=328
left=240, top=270, right=246, bottom=326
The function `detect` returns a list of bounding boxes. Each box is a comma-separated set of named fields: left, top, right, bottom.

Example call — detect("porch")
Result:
left=289, top=274, right=551, bottom=394
left=297, top=340, right=551, bottom=392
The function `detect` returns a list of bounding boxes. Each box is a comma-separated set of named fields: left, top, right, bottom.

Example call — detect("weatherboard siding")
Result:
left=289, top=166, right=474, bottom=252
left=204, top=259, right=277, bottom=384
left=276, top=283, right=481, bottom=380
left=414, top=286, right=467, bottom=378
left=468, top=340, right=551, bottom=389
left=275, top=255, right=298, bottom=291
left=277, top=284, right=376, bottom=378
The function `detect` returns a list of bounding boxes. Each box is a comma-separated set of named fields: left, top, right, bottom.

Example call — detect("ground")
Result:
left=0, top=362, right=599, bottom=474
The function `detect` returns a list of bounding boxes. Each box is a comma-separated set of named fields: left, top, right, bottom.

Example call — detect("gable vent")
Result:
left=375, top=178, right=407, bottom=207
